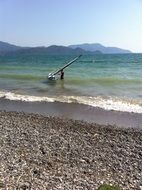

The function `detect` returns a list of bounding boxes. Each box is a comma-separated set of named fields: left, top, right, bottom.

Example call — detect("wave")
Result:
left=0, top=74, right=44, bottom=81
left=64, top=77, right=142, bottom=86
left=0, top=75, right=141, bottom=85
left=90, top=77, right=142, bottom=85
left=0, top=91, right=142, bottom=113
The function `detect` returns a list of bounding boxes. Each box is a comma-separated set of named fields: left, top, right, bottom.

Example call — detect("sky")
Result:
left=0, top=0, right=142, bottom=52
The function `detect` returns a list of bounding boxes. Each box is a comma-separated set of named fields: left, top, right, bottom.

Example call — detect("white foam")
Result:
left=56, top=96, right=142, bottom=113
left=0, top=91, right=54, bottom=102
left=0, top=91, right=142, bottom=113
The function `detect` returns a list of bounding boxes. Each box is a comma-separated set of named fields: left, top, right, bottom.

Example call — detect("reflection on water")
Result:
left=40, top=78, right=68, bottom=96
left=43, top=78, right=65, bottom=88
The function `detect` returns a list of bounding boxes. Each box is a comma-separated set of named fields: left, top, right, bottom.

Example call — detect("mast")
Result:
left=48, top=55, right=82, bottom=80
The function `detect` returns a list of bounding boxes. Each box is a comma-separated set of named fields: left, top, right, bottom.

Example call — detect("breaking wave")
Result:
left=0, top=91, right=142, bottom=113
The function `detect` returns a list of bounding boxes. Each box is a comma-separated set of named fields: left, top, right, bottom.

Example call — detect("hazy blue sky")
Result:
left=0, top=0, right=142, bottom=52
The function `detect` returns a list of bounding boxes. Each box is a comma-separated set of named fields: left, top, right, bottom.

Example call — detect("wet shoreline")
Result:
left=0, top=98, right=142, bottom=129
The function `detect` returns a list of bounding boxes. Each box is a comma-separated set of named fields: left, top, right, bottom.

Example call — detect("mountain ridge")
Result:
left=0, top=42, right=102, bottom=55
left=0, top=41, right=21, bottom=53
left=0, top=41, right=132, bottom=55
left=69, top=43, right=131, bottom=54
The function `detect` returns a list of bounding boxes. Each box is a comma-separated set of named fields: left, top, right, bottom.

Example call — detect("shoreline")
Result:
left=0, top=98, right=142, bottom=129
left=0, top=111, right=142, bottom=189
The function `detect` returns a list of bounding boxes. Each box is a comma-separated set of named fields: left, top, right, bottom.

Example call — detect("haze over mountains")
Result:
left=69, top=43, right=131, bottom=54
left=0, top=41, right=131, bottom=55
left=0, top=41, right=21, bottom=53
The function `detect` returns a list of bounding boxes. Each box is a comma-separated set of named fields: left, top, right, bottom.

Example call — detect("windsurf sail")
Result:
left=48, top=55, right=82, bottom=80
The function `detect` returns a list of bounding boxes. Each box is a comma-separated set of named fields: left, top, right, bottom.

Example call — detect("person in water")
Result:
left=60, top=69, right=64, bottom=80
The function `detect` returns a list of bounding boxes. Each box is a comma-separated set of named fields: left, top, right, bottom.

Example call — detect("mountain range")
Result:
left=69, top=43, right=131, bottom=54
left=0, top=41, right=132, bottom=55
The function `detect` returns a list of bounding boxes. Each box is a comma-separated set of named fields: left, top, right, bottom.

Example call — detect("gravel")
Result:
left=0, top=111, right=142, bottom=190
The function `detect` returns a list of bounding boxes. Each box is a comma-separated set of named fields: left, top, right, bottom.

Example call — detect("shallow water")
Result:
left=0, top=53, right=142, bottom=113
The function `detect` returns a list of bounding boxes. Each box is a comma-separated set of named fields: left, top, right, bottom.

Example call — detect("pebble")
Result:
left=0, top=111, right=142, bottom=190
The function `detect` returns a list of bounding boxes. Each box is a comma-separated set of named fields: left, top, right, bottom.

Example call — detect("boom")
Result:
left=48, top=55, right=82, bottom=80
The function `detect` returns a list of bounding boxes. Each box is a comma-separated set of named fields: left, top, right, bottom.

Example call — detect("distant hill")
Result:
left=0, top=41, right=102, bottom=55
left=0, top=41, right=131, bottom=55
left=69, top=43, right=132, bottom=54
left=15, top=45, right=82, bottom=55
left=15, top=45, right=102, bottom=55
left=0, top=41, right=22, bottom=54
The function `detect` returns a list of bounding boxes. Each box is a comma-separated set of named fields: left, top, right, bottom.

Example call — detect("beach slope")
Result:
left=0, top=111, right=142, bottom=189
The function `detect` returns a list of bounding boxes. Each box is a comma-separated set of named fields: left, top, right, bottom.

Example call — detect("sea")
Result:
left=0, top=53, right=142, bottom=113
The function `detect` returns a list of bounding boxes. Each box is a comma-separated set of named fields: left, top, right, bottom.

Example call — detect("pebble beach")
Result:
left=0, top=111, right=142, bottom=190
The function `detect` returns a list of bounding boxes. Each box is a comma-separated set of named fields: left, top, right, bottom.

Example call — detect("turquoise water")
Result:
left=0, top=54, right=142, bottom=113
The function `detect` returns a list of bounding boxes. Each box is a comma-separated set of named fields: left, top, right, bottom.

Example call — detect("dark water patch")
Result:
left=0, top=74, right=44, bottom=81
